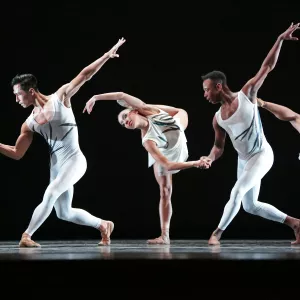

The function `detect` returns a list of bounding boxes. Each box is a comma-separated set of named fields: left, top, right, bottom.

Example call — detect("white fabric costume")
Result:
left=215, top=91, right=286, bottom=230
left=141, top=109, right=189, bottom=176
left=25, top=93, right=101, bottom=236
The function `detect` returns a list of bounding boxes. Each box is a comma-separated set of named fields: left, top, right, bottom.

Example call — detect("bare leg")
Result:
left=173, top=109, right=188, bottom=130
left=147, top=163, right=172, bottom=245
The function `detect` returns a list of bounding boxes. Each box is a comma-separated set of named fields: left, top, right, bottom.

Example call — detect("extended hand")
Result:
left=107, top=37, right=126, bottom=58
left=194, top=156, right=212, bottom=169
left=280, top=22, right=300, bottom=41
left=83, top=97, right=96, bottom=114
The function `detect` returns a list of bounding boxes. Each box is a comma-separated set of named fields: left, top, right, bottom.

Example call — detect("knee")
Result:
left=229, top=189, right=245, bottom=207
left=159, top=184, right=172, bottom=200
left=242, top=202, right=258, bottom=215
left=178, top=109, right=188, bottom=130
left=44, top=187, right=62, bottom=202
left=56, top=209, right=71, bottom=221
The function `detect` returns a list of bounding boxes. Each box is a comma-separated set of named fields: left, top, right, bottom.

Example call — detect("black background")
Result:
left=1, top=0, right=300, bottom=241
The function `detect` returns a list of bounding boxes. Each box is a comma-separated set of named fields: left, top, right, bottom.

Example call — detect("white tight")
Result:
left=218, top=143, right=287, bottom=230
left=25, top=153, right=101, bottom=236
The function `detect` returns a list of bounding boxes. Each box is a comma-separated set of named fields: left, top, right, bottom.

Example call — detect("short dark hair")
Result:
left=11, top=74, right=38, bottom=92
left=201, top=70, right=227, bottom=86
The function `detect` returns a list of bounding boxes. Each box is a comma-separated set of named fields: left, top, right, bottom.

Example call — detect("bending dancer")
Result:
left=199, top=23, right=300, bottom=245
left=83, top=92, right=208, bottom=244
left=0, top=38, right=126, bottom=247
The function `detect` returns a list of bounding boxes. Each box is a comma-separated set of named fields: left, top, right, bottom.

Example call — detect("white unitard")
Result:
left=215, top=91, right=287, bottom=230
left=25, top=93, right=101, bottom=236
left=142, top=109, right=189, bottom=176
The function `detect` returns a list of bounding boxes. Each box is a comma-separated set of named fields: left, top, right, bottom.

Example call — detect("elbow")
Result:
left=217, top=145, right=224, bottom=154
left=14, top=153, right=24, bottom=160
left=218, top=148, right=224, bottom=158
left=13, top=149, right=24, bottom=160
left=117, top=92, right=126, bottom=100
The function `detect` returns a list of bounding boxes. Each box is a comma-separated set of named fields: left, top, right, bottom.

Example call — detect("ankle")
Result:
left=99, top=221, right=107, bottom=232
left=161, top=228, right=169, bottom=238
left=212, top=228, right=223, bottom=239
left=284, top=216, right=299, bottom=229
left=22, top=232, right=31, bottom=239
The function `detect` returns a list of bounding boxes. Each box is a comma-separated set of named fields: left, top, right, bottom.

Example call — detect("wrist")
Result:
left=277, top=35, right=284, bottom=42
left=208, top=156, right=214, bottom=163
left=103, top=52, right=111, bottom=59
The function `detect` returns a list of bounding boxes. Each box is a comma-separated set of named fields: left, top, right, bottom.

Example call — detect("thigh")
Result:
left=234, top=147, right=273, bottom=195
left=153, top=162, right=172, bottom=187
left=49, top=154, right=87, bottom=196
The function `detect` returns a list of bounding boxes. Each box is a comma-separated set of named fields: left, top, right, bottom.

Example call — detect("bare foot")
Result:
left=98, top=220, right=114, bottom=246
left=147, top=236, right=170, bottom=245
left=208, top=234, right=220, bottom=246
left=291, top=220, right=300, bottom=245
left=19, top=233, right=41, bottom=248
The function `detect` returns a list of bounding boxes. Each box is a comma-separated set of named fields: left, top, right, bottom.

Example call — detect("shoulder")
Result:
left=139, top=104, right=162, bottom=116
left=55, top=83, right=69, bottom=102
left=21, top=121, right=33, bottom=134
left=143, top=139, right=158, bottom=152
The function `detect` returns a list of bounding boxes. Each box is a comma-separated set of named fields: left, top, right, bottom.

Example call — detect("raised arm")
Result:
left=200, top=116, right=226, bottom=167
left=57, top=38, right=126, bottom=104
left=0, top=122, right=33, bottom=160
left=242, top=23, right=299, bottom=102
left=83, top=92, right=159, bottom=116
left=143, top=140, right=208, bottom=171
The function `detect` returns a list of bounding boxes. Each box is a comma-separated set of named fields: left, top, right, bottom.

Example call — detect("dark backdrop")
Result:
left=0, top=0, right=299, bottom=241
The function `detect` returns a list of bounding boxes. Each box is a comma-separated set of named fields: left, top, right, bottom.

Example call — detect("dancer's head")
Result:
left=117, top=108, right=145, bottom=130
left=11, top=74, right=39, bottom=108
left=201, top=70, right=227, bottom=104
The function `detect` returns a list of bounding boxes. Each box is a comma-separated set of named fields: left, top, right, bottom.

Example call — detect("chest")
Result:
left=220, top=98, right=239, bottom=120
left=33, top=102, right=55, bottom=125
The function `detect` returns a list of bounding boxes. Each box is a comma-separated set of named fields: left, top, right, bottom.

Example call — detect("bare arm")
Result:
left=150, top=105, right=181, bottom=117
left=200, top=116, right=226, bottom=166
left=258, top=98, right=300, bottom=133
left=0, top=122, right=33, bottom=160
left=143, top=140, right=201, bottom=171
left=57, top=38, right=126, bottom=104
left=83, top=92, right=159, bottom=116
left=242, top=23, right=299, bottom=102
left=258, top=98, right=299, bottom=121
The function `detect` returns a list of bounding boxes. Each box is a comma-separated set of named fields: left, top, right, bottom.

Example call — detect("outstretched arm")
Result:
left=150, top=105, right=181, bottom=117
left=57, top=38, right=126, bottom=104
left=199, top=116, right=226, bottom=167
left=258, top=98, right=300, bottom=133
left=242, top=23, right=299, bottom=102
left=0, top=122, right=33, bottom=160
left=83, top=92, right=159, bottom=116
left=143, top=140, right=209, bottom=171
